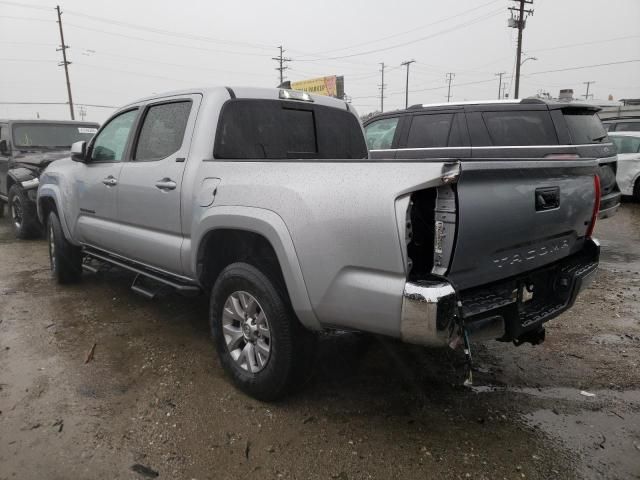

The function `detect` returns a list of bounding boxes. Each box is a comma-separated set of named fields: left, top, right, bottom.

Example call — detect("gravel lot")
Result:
left=1, top=204, right=639, bottom=480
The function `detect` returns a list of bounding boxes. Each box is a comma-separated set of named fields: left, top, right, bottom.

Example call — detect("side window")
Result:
left=447, top=113, right=468, bottom=147
left=482, top=111, right=558, bottom=146
left=406, top=114, right=453, bottom=148
left=616, top=122, right=640, bottom=132
left=91, top=109, right=138, bottom=162
left=364, top=117, right=399, bottom=150
left=612, top=136, right=640, bottom=154
left=134, top=101, right=192, bottom=161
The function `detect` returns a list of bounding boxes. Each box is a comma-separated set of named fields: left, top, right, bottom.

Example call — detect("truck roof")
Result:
left=408, top=98, right=600, bottom=111
left=120, top=86, right=352, bottom=112
left=0, top=119, right=100, bottom=126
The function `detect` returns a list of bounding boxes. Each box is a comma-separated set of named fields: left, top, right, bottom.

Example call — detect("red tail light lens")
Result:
left=586, top=174, right=601, bottom=238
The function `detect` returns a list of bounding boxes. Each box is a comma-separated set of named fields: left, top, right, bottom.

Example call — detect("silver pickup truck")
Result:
left=37, top=87, right=600, bottom=400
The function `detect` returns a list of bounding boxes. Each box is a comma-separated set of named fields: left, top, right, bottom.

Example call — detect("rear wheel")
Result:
left=0, top=200, right=4, bottom=218
left=47, top=211, right=82, bottom=284
left=210, top=262, right=316, bottom=401
left=8, top=185, right=41, bottom=239
left=634, top=179, right=640, bottom=203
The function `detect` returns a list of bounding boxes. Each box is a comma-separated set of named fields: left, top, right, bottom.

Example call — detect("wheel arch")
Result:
left=37, top=185, right=76, bottom=244
left=193, top=206, right=320, bottom=331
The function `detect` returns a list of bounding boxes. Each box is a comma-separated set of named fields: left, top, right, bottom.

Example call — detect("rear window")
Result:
left=563, top=110, right=608, bottom=144
left=214, top=100, right=367, bottom=159
left=482, top=111, right=558, bottom=146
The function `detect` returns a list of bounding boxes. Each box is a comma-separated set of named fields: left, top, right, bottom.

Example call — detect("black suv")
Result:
left=363, top=99, right=620, bottom=218
left=0, top=119, right=99, bottom=238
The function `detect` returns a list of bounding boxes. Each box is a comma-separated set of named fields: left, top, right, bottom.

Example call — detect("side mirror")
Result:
left=0, top=140, right=10, bottom=156
left=71, top=141, right=88, bottom=162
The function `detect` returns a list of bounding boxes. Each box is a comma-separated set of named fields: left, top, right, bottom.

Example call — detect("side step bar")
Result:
left=83, top=247, right=201, bottom=296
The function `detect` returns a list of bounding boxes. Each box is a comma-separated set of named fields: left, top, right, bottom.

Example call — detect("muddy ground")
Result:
left=1, top=204, right=639, bottom=480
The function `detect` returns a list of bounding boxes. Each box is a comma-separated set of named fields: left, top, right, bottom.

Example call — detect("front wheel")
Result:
left=47, top=211, right=82, bottom=284
left=634, top=179, right=640, bottom=203
left=210, top=262, right=316, bottom=401
left=8, top=185, right=41, bottom=239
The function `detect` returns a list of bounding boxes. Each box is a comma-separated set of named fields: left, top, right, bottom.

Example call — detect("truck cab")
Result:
left=0, top=119, right=99, bottom=238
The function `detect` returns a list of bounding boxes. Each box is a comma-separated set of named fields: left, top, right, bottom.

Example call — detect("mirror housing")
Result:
left=71, top=141, right=88, bottom=162
left=0, top=140, right=10, bottom=156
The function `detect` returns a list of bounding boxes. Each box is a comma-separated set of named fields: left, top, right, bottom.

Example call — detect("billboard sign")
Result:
left=290, top=75, right=344, bottom=98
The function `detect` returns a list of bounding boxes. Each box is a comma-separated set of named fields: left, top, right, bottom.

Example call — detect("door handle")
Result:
left=102, top=176, right=118, bottom=187
left=155, top=178, right=177, bottom=191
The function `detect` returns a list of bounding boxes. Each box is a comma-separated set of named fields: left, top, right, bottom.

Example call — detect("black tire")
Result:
left=47, top=211, right=82, bottom=284
left=634, top=179, right=640, bottom=203
left=210, top=262, right=316, bottom=401
left=0, top=200, right=5, bottom=218
left=8, top=185, right=42, bottom=239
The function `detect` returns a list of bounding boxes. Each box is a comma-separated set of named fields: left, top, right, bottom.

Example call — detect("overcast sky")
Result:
left=1, top=0, right=639, bottom=123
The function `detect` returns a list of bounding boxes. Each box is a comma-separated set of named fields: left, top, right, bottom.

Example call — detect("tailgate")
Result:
left=446, top=159, right=598, bottom=290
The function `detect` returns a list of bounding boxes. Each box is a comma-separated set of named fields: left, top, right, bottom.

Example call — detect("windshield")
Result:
left=563, top=110, right=608, bottom=144
left=12, top=123, right=98, bottom=148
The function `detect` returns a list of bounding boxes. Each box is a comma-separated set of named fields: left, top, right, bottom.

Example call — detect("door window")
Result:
left=91, top=109, right=138, bottom=162
left=364, top=117, right=399, bottom=150
left=406, top=114, right=454, bottom=148
left=134, top=101, right=192, bottom=161
left=611, top=136, right=640, bottom=154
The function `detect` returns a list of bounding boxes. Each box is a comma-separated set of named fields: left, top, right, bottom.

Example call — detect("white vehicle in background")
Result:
left=609, top=132, right=640, bottom=201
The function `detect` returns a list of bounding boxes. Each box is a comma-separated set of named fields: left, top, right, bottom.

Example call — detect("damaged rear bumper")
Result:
left=400, top=239, right=600, bottom=347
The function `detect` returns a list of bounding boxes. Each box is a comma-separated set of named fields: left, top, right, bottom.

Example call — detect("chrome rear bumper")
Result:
left=400, top=281, right=457, bottom=347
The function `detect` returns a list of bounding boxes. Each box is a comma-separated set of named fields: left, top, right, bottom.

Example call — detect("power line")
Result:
left=310, top=0, right=502, bottom=55
left=0, top=102, right=116, bottom=108
left=64, top=22, right=271, bottom=58
left=62, top=9, right=274, bottom=51
left=295, top=7, right=505, bottom=61
left=526, top=59, right=640, bottom=76
left=55, top=5, right=74, bottom=120
left=0, top=0, right=50, bottom=11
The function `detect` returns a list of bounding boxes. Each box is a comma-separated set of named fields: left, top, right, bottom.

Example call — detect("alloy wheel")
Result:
left=222, top=291, right=271, bottom=373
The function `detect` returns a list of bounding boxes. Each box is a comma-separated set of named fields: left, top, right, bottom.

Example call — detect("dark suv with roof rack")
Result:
left=363, top=99, right=620, bottom=218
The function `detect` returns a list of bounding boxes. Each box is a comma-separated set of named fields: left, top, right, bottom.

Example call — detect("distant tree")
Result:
left=360, top=110, right=381, bottom=123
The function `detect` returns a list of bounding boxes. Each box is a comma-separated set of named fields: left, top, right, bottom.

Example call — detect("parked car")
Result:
left=609, top=131, right=640, bottom=200
left=38, top=87, right=600, bottom=400
left=602, top=116, right=640, bottom=132
left=364, top=99, right=620, bottom=218
left=0, top=119, right=99, bottom=238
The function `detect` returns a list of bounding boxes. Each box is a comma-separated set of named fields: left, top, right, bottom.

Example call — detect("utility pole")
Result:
left=495, top=72, right=506, bottom=99
left=78, top=105, right=86, bottom=121
left=378, top=62, right=386, bottom=112
left=445, top=73, right=455, bottom=102
left=583, top=81, right=596, bottom=100
left=502, top=82, right=509, bottom=99
left=272, top=46, right=291, bottom=86
left=509, top=0, right=534, bottom=99
left=56, top=5, right=74, bottom=120
left=401, top=60, right=415, bottom=109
